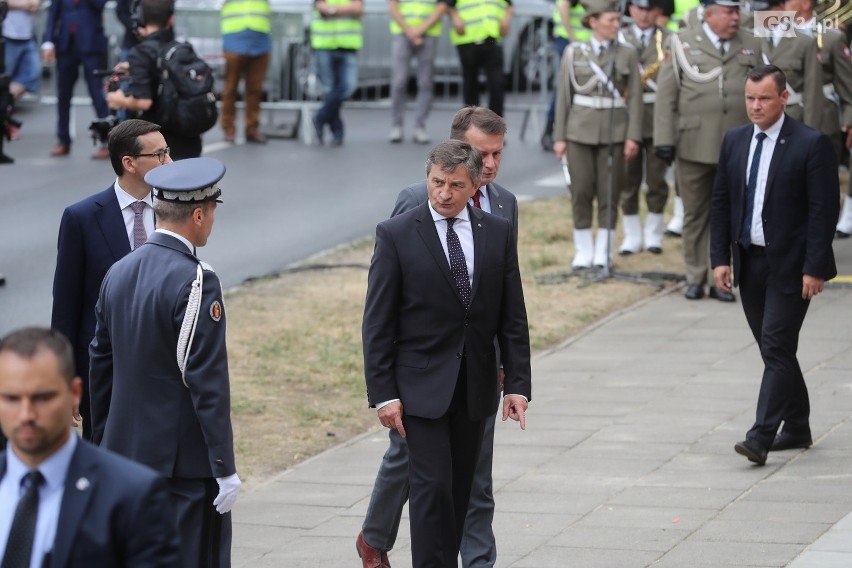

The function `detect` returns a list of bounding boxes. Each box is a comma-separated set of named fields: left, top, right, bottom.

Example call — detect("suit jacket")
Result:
left=52, top=186, right=131, bottom=394
left=710, top=115, right=839, bottom=294
left=391, top=180, right=519, bottom=243
left=89, top=231, right=235, bottom=479
left=654, top=26, right=762, bottom=164
left=0, top=440, right=180, bottom=568
left=43, top=0, right=108, bottom=55
left=362, top=202, right=531, bottom=422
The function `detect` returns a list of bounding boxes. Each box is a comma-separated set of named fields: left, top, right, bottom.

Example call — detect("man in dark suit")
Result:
left=51, top=119, right=170, bottom=440
left=358, top=107, right=517, bottom=568
left=0, top=327, right=180, bottom=567
left=90, top=157, right=240, bottom=567
left=710, top=65, right=839, bottom=466
left=41, top=0, right=110, bottom=158
left=362, top=140, right=532, bottom=567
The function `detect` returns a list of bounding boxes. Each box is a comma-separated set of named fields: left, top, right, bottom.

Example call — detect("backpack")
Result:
left=156, top=41, right=218, bottom=137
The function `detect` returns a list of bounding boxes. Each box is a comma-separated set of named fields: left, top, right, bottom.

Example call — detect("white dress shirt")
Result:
left=589, top=37, right=611, bottom=56
left=0, top=433, right=77, bottom=568
left=155, top=228, right=195, bottom=254
left=632, top=24, right=652, bottom=48
left=114, top=181, right=155, bottom=251
left=746, top=114, right=785, bottom=247
left=429, top=202, right=474, bottom=287
left=702, top=22, right=727, bottom=54
left=472, top=186, right=492, bottom=214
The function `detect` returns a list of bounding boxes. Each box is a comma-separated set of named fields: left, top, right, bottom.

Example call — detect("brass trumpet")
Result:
left=641, top=29, right=664, bottom=88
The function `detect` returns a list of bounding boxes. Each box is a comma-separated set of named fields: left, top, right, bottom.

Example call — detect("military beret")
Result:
left=630, top=0, right=662, bottom=9
left=581, top=0, right=621, bottom=18
left=145, top=157, right=226, bottom=204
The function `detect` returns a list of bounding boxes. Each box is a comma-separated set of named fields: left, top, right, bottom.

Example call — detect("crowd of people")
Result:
left=1, top=0, right=851, bottom=565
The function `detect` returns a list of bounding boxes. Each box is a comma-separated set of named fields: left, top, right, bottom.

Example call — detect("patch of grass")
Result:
left=226, top=197, right=685, bottom=486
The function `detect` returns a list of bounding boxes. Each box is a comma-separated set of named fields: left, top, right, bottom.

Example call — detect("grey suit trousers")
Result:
left=362, top=411, right=498, bottom=567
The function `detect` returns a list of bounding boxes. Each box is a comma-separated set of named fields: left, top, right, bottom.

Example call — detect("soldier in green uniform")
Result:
left=757, top=0, right=824, bottom=128
left=553, top=0, right=643, bottom=269
left=795, top=0, right=852, bottom=236
left=617, top=0, right=672, bottom=255
left=654, top=0, right=763, bottom=301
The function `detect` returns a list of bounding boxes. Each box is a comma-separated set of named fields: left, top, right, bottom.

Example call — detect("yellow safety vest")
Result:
left=553, top=4, right=569, bottom=39
left=390, top=0, right=442, bottom=37
left=667, top=0, right=698, bottom=31
left=569, top=4, right=590, bottom=42
left=450, top=0, right=507, bottom=46
left=221, top=0, right=271, bottom=34
left=311, top=0, right=364, bottom=50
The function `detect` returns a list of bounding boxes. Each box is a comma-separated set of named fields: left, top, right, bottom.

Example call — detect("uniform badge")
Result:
left=210, top=300, right=222, bottom=322
left=76, top=477, right=90, bottom=491
left=739, top=48, right=755, bottom=56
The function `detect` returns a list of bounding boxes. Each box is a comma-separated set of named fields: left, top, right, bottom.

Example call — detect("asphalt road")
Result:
left=0, top=100, right=565, bottom=335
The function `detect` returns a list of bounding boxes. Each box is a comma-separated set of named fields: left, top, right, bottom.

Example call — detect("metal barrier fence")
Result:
left=35, top=2, right=557, bottom=140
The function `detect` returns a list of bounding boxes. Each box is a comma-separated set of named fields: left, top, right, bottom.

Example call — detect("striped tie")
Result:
left=130, top=201, right=147, bottom=250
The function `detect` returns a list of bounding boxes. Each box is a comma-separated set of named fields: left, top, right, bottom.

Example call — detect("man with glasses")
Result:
left=51, top=119, right=171, bottom=440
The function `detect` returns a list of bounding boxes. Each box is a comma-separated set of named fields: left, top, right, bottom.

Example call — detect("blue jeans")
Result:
left=313, top=48, right=358, bottom=141
left=4, top=38, right=41, bottom=93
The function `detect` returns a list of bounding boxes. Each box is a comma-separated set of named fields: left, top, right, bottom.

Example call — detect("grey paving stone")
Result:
left=510, top=545, right=662, bottom=567
left=693, top=518, right=832, bottom=544
left=654, top=539, right=803, bottom=566
left=548, top=525, right=688, bottom=552
left=606, top=485, right=742, bottom=510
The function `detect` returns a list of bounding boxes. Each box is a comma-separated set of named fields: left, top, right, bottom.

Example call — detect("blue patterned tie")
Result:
left=740, top=132, right=768, bottom=248
left=1, top=470, right=44, bottom=568
left=445, top=218, right=471, bottom=308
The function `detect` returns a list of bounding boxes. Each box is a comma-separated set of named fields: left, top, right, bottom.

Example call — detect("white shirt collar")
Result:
left=428, top=201, right=471, bottom=224
left=155, top=228, right=195, bottom=254
left=702, top=22, right=724, bottom=50
left=632, top=24, right=651, bottom=43
left=753, top=112, right=785, bottom=142
left=114, top=179, right=154, bottom=210
left=6, top=431, right=76, bottom=493
left=590, top=36, right=610, bottom=54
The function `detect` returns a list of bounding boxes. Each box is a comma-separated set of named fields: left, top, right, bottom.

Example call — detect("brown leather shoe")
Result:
left=50, top=143, right=70, bottom=157
left=246, top=130, right=267, bottom=144
left=356, top=532, right=389, bottom=568
left=91, top=146, right=110, bottom=160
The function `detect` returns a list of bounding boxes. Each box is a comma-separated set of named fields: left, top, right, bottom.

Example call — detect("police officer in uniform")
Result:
left=795, top=0, right=852, bottom=237
left=654, top=0, right=762, bottom=301
left=618, top=0, right=672, bottom=255
left=90, top=157, right=241, bottom=568
left=757, top=0, right=823, bottom=129
left=554, top=0, right=643, bottom=270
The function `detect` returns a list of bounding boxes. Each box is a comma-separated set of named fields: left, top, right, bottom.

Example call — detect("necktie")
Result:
left=642, top=32, right=649, bottom=49
left=1, top=470, right=44, bottom=568
left=130, top=201, right=147, bottom=250
left=598, top=44, right=606, bottom=57
left=472, top=189, right=482, bottom=209
left=445, top=218, right=471, bottom=308
left=719, top=41, right=726, bottom=57
left=740, top=132, right=768, bottom=248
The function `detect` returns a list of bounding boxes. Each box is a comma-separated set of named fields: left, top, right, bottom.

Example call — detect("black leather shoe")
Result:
left=770, top=431, right=812, bottom=451
left=708, top=286, right=736, bottom=302
left=684, top=284, right=704, bottom=300
left=647, top=246, right=662, bottom=254
left=735, top=439, right=768, bottom=465
left=664, top=229, right=682, bottom=237
left=836, top=230, right=851, bottom=239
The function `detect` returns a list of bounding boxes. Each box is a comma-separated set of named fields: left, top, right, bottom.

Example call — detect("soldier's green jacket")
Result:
left=654, top=26, right=763, bottom=165
left=814, top=28, right=852, bottom=134
left=554, top=40, right=644, bottom=145
left=619, top=25, right=672, bottom=140
left=759, top=34, right=823, bottom=129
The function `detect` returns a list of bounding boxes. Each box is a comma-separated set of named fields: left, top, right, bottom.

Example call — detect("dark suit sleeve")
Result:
left=124, top=475, right=181, bottom=567
left=43, top=0, right=61, bottom=44
left=390, top=186, right=425, bottom=217
left=509, top=192, right=519, bottom=246
left=88, top=279, right=114, bottom=445
left=362, top=223, right=403, bottom=406
left=52, top=208, right=86, bottom=353
left=496, top=224, right=532, bottom=401
left=177, top=270, right=236, bottom=478
left=804, top=133, right=841, bottom=278
left=710, top=132, right=734, bottom=269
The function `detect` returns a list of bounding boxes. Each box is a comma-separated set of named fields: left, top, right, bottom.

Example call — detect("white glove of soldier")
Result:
left=214, top=473, right=242, bottom=514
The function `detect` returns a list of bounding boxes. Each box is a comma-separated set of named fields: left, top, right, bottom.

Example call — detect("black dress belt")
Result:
left=744, top=244, right=766, bottom=256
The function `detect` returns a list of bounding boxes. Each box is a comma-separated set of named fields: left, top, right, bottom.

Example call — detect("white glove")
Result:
left=214, top=473, right=241, bottom=514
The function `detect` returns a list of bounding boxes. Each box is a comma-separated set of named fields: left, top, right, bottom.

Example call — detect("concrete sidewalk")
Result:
left=231, top=239, right=852, bottom=568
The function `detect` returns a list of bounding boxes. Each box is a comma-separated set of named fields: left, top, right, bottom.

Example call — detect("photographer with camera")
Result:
left=106, top=0, right=206, bottom=160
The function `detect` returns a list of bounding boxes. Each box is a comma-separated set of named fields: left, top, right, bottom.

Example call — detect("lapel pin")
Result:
left=76, top=477, right=90, bottom=491
left=477, top=223, right=482, bottom=228
left=780, top=139, right=785, bottom=144
left=498, top=204, right=503, bottom=209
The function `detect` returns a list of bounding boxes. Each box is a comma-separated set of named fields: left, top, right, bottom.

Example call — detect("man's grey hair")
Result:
left=154, top=198, right=207, bottom=224
left=424, top=140, right=483, bottom=187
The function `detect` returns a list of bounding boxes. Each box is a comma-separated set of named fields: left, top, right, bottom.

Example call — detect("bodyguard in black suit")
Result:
left=51, top=119, right=170, bottom=440
left=710, top=65, right=839, bottom=466
left=0, top=327, right=180, bottom=568
left=90, top=158, right=240, bottom=567
left=362, top=140, right=532, bottom=567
